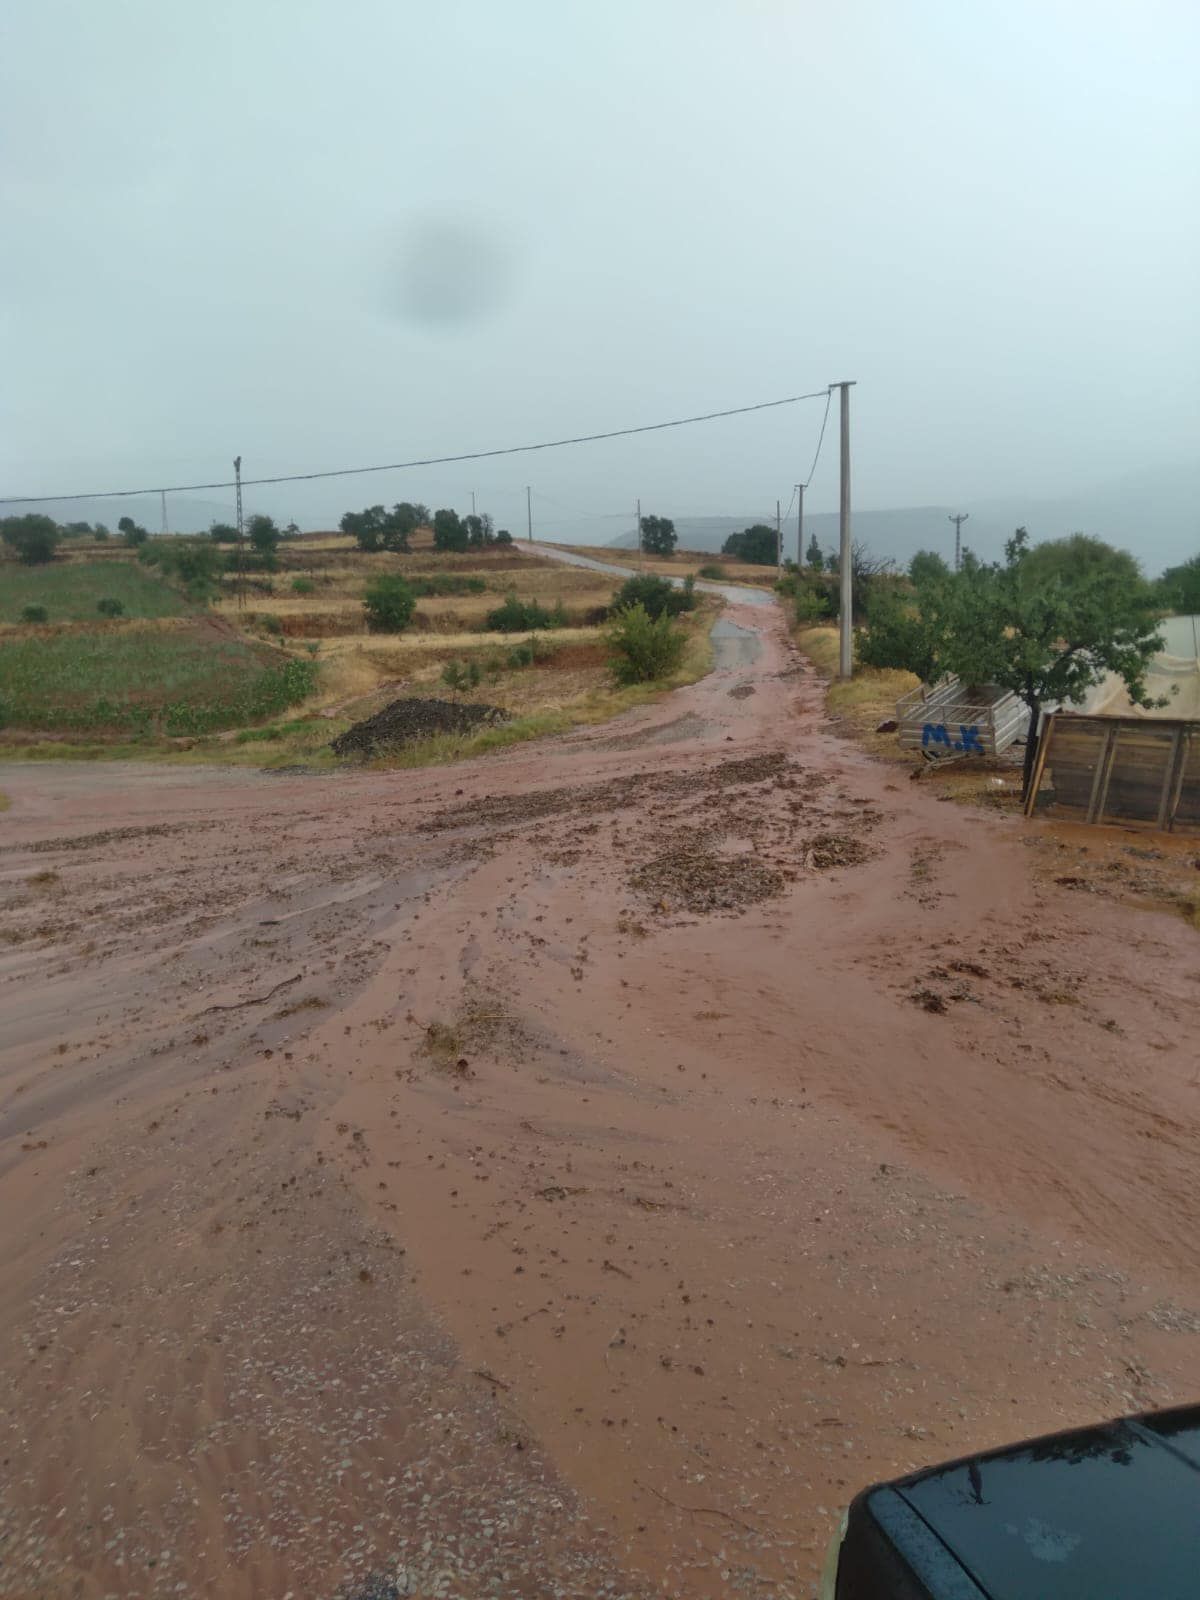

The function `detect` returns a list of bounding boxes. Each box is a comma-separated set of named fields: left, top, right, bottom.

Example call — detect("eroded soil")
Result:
left=2, top=602, right=1198, bottom=1599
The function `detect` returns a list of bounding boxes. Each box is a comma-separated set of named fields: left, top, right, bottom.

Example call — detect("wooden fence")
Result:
left=1025, top=713, right=1200, bottom=832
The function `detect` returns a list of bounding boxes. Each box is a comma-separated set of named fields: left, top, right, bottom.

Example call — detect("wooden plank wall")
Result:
left=1027, top=713, right=1199, bottom=832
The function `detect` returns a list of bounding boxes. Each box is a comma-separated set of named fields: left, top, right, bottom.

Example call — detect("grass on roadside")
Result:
left=0, top=561, right=189, bottom=623
left=795, top=624, right=918, bottom=757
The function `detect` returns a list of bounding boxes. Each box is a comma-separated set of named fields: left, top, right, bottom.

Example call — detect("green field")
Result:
left=0, top=560, right=188, bottom=623
left=0, top=623, right=317, bottom=735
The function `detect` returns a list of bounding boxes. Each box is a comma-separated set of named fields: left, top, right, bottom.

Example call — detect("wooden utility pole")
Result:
left=234, top=455, right=245, bottom=610
left=526, top=485, right=532, bottom=542
left=833, top=381, right=855, bottom=678
left=949, top=512, right=969, bottom=572
left=795, top=483, right=804, bottom=565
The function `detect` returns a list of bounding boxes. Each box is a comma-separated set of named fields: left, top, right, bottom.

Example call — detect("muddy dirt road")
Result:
left=2, top=603, right=1198, bottom=1599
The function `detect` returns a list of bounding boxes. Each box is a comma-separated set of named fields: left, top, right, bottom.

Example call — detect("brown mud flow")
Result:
left=2, top=602, right=1198, bottom=1598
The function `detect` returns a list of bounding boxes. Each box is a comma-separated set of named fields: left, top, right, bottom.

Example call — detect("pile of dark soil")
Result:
left=631, top=849, right=785, bottom=914
left=331, top=697, right=509, bottom=758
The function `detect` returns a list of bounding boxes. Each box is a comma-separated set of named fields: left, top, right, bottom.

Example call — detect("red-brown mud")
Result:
left=2, top=602, right=1198, bottom=1598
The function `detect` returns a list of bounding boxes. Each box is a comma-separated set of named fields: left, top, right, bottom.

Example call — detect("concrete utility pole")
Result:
left=636, top=498, right=642, bottom=555
left=160, top=490, right=168, bottom=536
left=776, top=498, right=782, bottom=572
left=234, top=455, right=245, bottom=610
left=470, top=490, right=476, bottom=517
left=832, top=381, right=856, bottom=678
left=795, top=483, right=804, bottom=566
left=949, top=512, right=969, bottom=572
left=526, top=486, right=533, bottom=542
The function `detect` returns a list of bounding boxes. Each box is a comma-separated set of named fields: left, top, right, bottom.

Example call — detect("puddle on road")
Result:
left=711, top=616, right=762, bottom=670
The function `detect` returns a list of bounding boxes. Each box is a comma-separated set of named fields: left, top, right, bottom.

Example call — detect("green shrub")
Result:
left=2, top=515, right=60, bottom=565
left=20, top=603, right=48, bottom=624
left=259, top=614, right=283, bottom=635
left=486, top=594, right=558, bottom=632
left=96, top=597, right=125, bottom=617
left=118, top=516, right=149, bottom=548
left=441, top=659, right=469, bottom=692
left=408, top=573, right=487, bottom=598
left=607, top=603, right=687, bottom=684
left=290, top=576, right=316, bottom=595
left=363, top=574, right=416, bottom=632
left=496, top=529, right=513, bottom=545
left=506, top=642, right=534, bottom=667
left=613, top=573, right=696, bottom=620
left=697, top=563, right=724, bottom=580
left=794, top=586, right=831, bottom=624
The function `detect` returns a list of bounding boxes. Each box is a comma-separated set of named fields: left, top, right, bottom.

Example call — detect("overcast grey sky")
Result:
left=2, top=0, right=1197, bottom=544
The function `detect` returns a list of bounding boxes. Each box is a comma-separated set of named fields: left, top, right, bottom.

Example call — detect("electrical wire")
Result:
left=0, top=388, right=833, bottom=506
left=802, top=386, right=833, bottom=488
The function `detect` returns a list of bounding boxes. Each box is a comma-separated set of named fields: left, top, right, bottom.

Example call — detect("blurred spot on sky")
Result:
left=389, top=216, right=514, bottom=329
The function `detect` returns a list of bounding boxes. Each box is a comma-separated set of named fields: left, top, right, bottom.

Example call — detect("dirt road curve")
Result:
left=2, top=603, right=1198, bottom=1599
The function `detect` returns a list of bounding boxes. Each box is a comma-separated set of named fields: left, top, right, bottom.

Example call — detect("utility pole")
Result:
left=832, top=381, right=856, bottom=678
left=795, top=483, right=804, bottom=566
left=234, top=455, right=245, bottom=610
left=160, top=489, right=168, bottom=536
left=470, top=490, right=476, bottom=517
left=526, top=485, right=533, bottom=543
left=949, top=512, right=969, bottom=572
left=776, top=498, right=782, bottom=572
left=636, top=497, right=642, bottom=556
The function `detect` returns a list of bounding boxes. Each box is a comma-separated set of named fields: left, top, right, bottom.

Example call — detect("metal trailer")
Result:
left=895, top=676, right=1027, bottom=761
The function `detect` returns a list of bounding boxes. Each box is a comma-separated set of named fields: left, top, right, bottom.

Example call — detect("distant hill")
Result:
left=608, top=463, right=1200, bottom=574
left=13, top=494, right=244, bottom=535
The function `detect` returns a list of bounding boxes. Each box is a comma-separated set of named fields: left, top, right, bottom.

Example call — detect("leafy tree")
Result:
left=96, top=597, right=125, bottom=617
left=722, top=524, right=778, bottom=565
left=64, top=520, right=92, bottom=537
left=639, top=514, right=677, bottom=557
left=909, top=548, right=950, bottom=587
left=1158, top=554, right=1200, bottom=615
left=1019, top=532, right=1141, bottom=593
left=93, top=523, right=110, bottom=540
left=208, top=522, right=240, bottom=543
left=432, top=508, right=469, bottom=553
left=362, top=574, right=416, bottom=632
left=247, top=513, right=281, bottom=563
left=613, top=573, right=695, bottom=620
left=607, top=603, right=686, bottom=683
left=495, top=528, right=513, bottom=545
left=151, top=539, right=223, bottom=600
left=860, top=528, right=1165, bottom=795
left=805, top=534, right=824, bottom=571
left=2, top=513, right=60, bottom=565
left=464, top=512, right=495, bottom=547
left=284, top=521, right=301, bottom=538
left=857, top=585, right=944, bottom=684
left=20, top=603, right=48, bottom=623
left=118, top=515, right=148, bottom=547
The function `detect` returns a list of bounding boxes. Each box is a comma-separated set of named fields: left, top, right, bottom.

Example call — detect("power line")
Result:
left=0, top=388, right=833, bottom=507
left=802, top=386, right=833, bottom=489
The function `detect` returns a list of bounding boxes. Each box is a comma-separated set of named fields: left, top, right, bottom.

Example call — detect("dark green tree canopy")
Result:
left=639, top=514, right=677, bottom=556
left=1159, top=554, right=1200, bottom=615
left=2, top=513, right=60, bottom=565
left=247, top=514, right=281, bottom=557
left=340, top=503, right=419, bottom=553
left=722, top=524, right=777, bottom=565
left=805, top=534, right=824, bottom=571
left=908, top=548, right=950, bottom=587
left=432, top=508, right=469, bottom=552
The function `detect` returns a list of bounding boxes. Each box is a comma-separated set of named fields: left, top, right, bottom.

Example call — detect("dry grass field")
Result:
left=551, top=542, right=777, bottom=588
